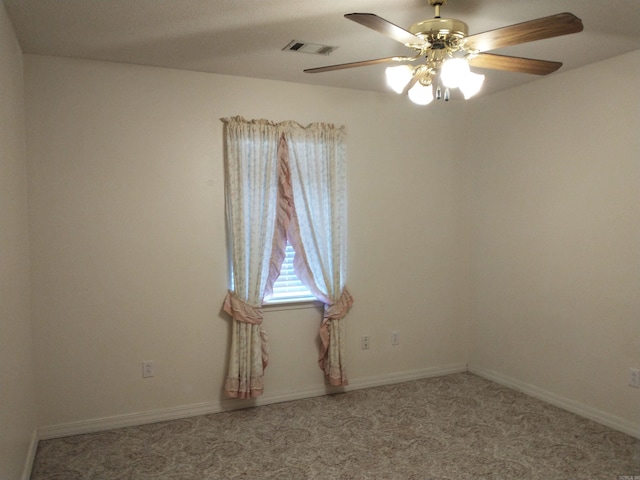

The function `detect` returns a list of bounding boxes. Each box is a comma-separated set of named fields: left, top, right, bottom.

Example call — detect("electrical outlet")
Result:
left=629, top=368, right=640, bottom=388
left=142, top=360, right=154, bottom=378
left=361, top=335, right=370, bottom=350
left=391, top=331, right=400, bottom=346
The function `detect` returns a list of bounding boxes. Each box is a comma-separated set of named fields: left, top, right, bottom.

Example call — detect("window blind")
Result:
left=268, top=243, right=315, bottom=303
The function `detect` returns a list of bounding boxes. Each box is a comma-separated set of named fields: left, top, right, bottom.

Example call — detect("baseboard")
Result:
left=344, top=363, right=468, bottom=391
left=469, top=364, right=640, bottom=439
left=21, top=428, right=38, bottom=480
left=38, top=363, right=468, bottom=440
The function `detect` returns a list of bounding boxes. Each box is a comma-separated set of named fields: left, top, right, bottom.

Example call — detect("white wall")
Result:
left=0, top=4, right=37, bottom=479
left=24, top=55, right=471, bottom=430
left=468, top=50, right=640, bottom=433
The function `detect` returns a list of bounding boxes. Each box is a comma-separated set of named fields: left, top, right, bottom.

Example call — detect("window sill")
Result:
left=262, top=299, right=324, bottom=312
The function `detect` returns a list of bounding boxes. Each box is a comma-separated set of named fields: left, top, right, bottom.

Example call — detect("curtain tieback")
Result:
left=323, top=287, right=354, bottom=321
left=319, top=287, right=354, bottom=362
left=223, top=291, right=263, bottom=324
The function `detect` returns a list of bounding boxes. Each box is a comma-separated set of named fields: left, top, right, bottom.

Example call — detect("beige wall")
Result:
left=0, top=4, right=37, bottom=479
left=468, top=50, right=640, bottom=432
left=24, top=55, right=471, bottom=429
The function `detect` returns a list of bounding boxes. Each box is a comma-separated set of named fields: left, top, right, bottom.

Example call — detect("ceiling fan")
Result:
left=305, top=0, right=583, bottom=104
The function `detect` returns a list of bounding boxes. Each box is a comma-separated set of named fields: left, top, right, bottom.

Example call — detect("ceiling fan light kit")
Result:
left=304, top=0, right=583, bottom=106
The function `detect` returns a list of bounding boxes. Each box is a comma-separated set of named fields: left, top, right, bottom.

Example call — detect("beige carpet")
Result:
left=31, top=373, right=639, bottom=479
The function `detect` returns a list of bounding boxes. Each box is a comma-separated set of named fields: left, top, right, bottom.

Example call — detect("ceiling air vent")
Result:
left=283, top=40, right=337, bottom=56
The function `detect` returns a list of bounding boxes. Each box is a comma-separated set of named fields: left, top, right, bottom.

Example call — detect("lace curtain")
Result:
left=222, top=117, right=353, bottom=398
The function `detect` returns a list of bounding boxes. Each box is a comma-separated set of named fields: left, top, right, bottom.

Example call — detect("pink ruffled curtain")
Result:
left=222, top=117, right=352, bottom=397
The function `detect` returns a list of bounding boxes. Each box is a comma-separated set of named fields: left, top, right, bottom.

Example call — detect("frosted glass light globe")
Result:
left=385, top=65, right=413, bottom=94
left=459, top=72, right=485, bottom=99
left=408, top=83, right=434, bottom=105
left=440, top=58, right=470, bottom=89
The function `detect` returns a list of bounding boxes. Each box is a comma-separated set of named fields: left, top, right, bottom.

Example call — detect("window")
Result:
left=266, top=242, right=315, bottom=304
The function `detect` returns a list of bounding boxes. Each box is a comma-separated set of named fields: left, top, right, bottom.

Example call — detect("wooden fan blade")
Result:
left=305, top=56, right=403, bottom=74
left=468, top=53, right=562, bottom=75
left=345, top=13, right=428, bottom=47
left=465, top=12, right=583, bottom=53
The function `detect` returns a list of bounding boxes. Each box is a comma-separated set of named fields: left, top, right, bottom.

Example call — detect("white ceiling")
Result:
left=3, top=0, right=640, bottom=97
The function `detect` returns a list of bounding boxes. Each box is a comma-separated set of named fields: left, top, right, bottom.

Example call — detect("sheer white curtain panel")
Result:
left=284, top=122, right=353, bottom=386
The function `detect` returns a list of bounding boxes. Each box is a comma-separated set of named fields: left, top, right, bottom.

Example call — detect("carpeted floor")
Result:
left=31, top=372, right=639, bottom=479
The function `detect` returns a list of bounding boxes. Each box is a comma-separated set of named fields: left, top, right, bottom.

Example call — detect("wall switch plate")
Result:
left=361, top=335, right=370, bottom=350
left=142, top=360, right=154, bottom=378
left=391, top=331, right=400, bottom=346
left=629, top=368, right=640, bottom=388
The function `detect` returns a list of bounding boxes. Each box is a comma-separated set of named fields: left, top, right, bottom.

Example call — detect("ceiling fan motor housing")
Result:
left=409, top=18, right=469, bottom=44
left=410, top=18, right=469, bottom=51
